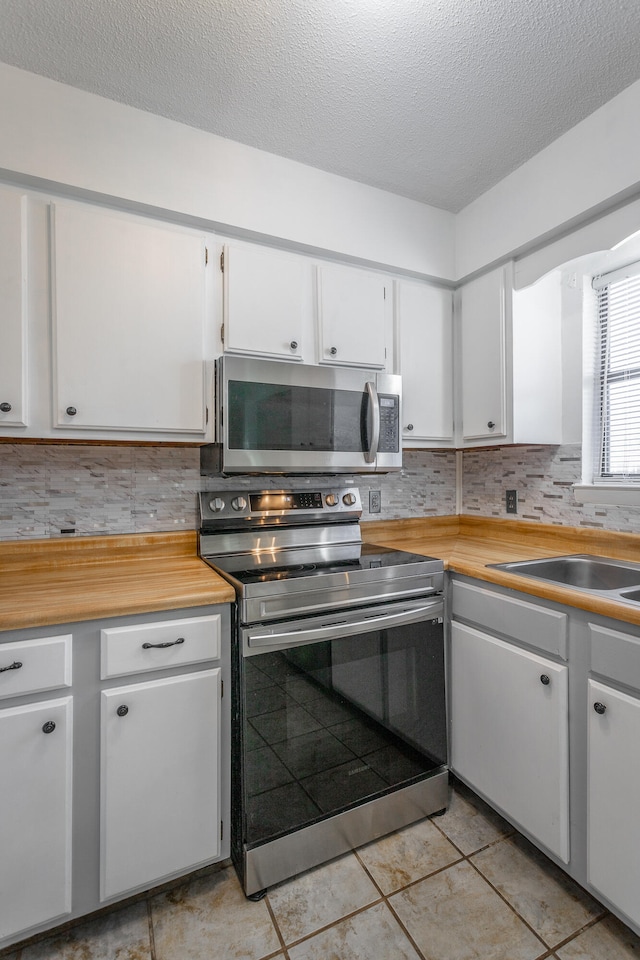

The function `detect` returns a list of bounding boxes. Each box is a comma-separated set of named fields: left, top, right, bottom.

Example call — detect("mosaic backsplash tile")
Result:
left=461, top=443, right=640, bottom=533
left=3, top=441, right=640, bottom=541
left=0, top=445, right=456, bottom=540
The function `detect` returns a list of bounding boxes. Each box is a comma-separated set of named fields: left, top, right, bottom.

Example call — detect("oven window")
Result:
left=241, top=618, right=445, bottom=848
left=227, top=380, right=369, bottom=452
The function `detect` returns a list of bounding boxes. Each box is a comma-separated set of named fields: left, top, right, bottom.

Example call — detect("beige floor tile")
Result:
left=472, top=834, right=605, bottom=948
left=20, top=902, right=151, bottom=960
left=151, top=866, right=281, bottom=960
left=556, top=915, right=640, bottom=959
left=267, top=852, right=380, bottom=944
left=287, top=902, right=421, bottom=960
left=390, top=860, right=545, bottom=960
left=434, top=780, right=514, bottom=855
left=357, top=816, right=461, bottom=894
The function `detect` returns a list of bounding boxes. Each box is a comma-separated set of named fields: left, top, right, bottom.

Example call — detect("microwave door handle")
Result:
left=364, top=381, right=380, bottom=463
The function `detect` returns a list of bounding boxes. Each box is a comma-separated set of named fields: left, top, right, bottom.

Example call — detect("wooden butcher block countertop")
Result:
left=362, top=515, right=640, bottom=628
left=4, top=515, right=640, bottom=633
left=0, top=531, right=235, bottom=632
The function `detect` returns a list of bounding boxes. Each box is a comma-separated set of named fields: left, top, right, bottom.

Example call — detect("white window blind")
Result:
left=592, top=262, right=640, bottom=483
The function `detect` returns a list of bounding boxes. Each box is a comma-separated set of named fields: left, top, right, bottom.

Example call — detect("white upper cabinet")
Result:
left=459, top=265, right=508, bottom=443
left=221, top=242, right=311, bottom=361
left=316, top=262, right=388, bottom=368
left=458, top=263, right=564, bottom=447
left=395, top=279, right=453, bottom=446
left=0, top=186, right=28, bottom=429
left=50, top=201, right=210, bottom=438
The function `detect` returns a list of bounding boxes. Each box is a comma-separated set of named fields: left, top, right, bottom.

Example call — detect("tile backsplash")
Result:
left=462, top=443, right=640, bottom=533
left=0, top=445, right=456, bottom=540
left=3, top=441, right=640, bottom=541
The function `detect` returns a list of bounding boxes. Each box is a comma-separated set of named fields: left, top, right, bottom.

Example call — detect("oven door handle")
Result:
left=245, top=601, right=443, bottom=650
left=364, top=381, right=380, bottom=464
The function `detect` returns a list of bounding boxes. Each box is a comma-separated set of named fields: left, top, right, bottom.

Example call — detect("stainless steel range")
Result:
left=199, top=487, right=448, bottom=898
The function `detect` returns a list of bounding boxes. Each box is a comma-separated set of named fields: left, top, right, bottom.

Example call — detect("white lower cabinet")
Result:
left=0, top=603, right=230, bottom=953
left=101, top=669, right=221, bottom=900
left=587, top=678, right=640, bottom=927
left=450, top=619, right=570, bottom=862
left=0, top=697, right=73, bottom=940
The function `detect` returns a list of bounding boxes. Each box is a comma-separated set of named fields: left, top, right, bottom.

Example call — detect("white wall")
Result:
left=0, top=62, right=455, bottom=282
left=456, top=78, right=640, bottom=280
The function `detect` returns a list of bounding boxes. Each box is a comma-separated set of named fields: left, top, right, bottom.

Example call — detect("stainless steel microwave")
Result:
left=202, top=356, right=402, bottom=475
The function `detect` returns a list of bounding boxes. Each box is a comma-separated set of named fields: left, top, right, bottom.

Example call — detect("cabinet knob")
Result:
left=540, top=674, right=550, bottom=685
left=0, top=402, right=12, bottom=413
left=329, top=346, right=337, bottom=356
left=406, top=423, right=414, bottom=431
left=290, top=340, right=298, bottom=350
left=42, top=721, right=56, bottom=734
left=593, top=702, right=607, bottom=715
left=66, top=406, right=77, bottom=417
left=487, top=421, right=495, bottom=429
left=116, top=705, right=129, bottom=717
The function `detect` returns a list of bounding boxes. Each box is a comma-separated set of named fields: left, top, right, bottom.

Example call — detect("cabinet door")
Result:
left=459, top=266, right=508, bottom=442
left=101, top=670, right=221, bottom=900
left=51, top=202, right=208, bottom=436
left=588, top=679, right=640, bottom=926
left=0, top=187, right=27, bottom=429
left=396, top=279, right=453, bottom=443
left=222, top=242, right=308, bottom=360
left=451, top=621, right=569, bottom=861
left=317, top=263, right=387, bottom=368
left=0, top=697, right=72, bottom=941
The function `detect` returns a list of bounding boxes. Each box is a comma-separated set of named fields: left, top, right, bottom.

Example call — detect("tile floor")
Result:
left=6, top=779, right=640, bottom=960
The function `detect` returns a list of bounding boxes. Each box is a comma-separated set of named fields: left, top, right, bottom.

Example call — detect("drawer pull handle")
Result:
left=141, top=637, right=185, bottom=650
left=540, top=674, right=550, bottom=685
left=0, top=660, right=23, bottom=673
left=117, top=705, right=129, bottom=717
left=593, top=702, right=607, bottom=715
left=42, top=721, right=56, bottom=734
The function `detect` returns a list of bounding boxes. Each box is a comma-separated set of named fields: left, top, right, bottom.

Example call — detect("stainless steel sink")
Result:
left=491, top=554, right=640, bottom=603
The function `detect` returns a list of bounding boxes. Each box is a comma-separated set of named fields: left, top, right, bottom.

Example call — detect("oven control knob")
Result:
left=208, top=497, right=225, bottom=513
left=325, top=494, right=339, bottom=507
left=342, top=492, right=357, bottom=506
left=231, top=496, right=247, bottom=511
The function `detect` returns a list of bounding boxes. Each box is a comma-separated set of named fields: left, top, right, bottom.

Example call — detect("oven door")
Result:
left=236, top=597, right=446, bottom=855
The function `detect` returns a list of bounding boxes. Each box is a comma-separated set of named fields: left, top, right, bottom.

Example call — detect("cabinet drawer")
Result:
left=101, top=615, right=221, bottom=679
left=0, top=635, right=72, bottom=700
left=589, top=623, right=640, bottom=691
left=451, top=580, right=568, bottom=659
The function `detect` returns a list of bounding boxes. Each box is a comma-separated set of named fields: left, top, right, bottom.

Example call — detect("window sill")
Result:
left=573, top=484, right=640, bottom=506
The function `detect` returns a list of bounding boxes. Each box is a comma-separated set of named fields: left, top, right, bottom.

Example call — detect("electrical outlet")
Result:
left=505, top=489, right=518, bottom=514
left=369, top=490, right=381, bottom=514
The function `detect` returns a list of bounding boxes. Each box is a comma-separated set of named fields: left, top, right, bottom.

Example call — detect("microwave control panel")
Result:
left=378, top=395, right=400, bottom=453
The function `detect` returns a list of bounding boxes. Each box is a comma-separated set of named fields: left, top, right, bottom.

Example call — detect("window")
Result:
left=592, top=264, right=640, bottom=485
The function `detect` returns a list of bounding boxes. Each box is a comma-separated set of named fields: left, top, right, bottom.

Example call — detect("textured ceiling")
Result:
left=2, top=0, right=640, bottom=212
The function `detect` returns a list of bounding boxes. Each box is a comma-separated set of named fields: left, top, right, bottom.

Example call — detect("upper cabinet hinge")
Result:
left=220, top=324, right=224, bottom=344
left=205, top=246, right=209, bottom=266
left=220, top=250, right=225, bottom=272
left=221, top=678, right=224, bottom=697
